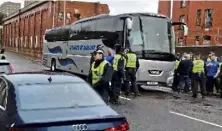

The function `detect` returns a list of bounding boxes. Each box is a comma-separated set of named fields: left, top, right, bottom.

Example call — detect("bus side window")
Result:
left=81, top=20, right=96, bottom=40
left=95, top=17, right=115, bottom=39
left=114, top=18, right=124, bottom=46
left=70, top=23, right=81, bottom=40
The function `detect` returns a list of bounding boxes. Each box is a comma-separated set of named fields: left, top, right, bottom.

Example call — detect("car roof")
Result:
left=3, top=71, right=86, bottom=85
left=0, top=60, right=10, bottom=64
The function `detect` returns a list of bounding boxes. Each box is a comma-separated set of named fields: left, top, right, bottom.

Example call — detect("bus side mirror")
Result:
left=120, top=16, right=133, bottom=30
left=126, top=18, right=133, bottom=30
left=172, top=22, right=188, bottom=36
left=183, top=25, right=188, bottom=36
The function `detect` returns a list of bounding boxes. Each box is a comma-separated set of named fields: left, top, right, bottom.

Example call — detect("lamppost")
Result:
left=63, top=0, right=66, bottom=26
left=170, top=0, right=173, bottom=19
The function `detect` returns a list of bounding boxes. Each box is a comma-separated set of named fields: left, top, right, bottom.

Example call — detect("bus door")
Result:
left=59, top=41, right=68, bottom=59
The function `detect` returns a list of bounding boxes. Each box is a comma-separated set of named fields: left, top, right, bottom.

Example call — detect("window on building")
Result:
left=178, top=39, right=184, bottom=46
left=195, top=36, right=200, bottom=41
left=179, top=15, right=185, bottom=30
left=205, top=9, right=213, bottom=28
left=58, top=12, right=63, bottom=20
left=180, top=0, right=186, bottom=8
left=203, top=35, right=211, bottom=45
left=196, top=9, right=201, bottom=26
left=195, top=35, right=200, bottom=45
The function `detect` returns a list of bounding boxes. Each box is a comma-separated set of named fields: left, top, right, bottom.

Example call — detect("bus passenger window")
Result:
left=70, top=23, right=81, bottom=40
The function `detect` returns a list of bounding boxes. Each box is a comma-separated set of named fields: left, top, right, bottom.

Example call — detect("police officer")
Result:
left=90, top=45, right=103, bottom=66
left=124, top=48, right=140, bottom=97
left=172, top=57, right=180, bottom=92
left=88, top=49, right=113, bottom=103
left=191, top=54, right=206, bottom=98
left=110, top=45, right=126, bottom=104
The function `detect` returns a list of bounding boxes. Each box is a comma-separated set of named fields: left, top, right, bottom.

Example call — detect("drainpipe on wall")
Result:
left=52, top=0, right=56, bottom=27
left=18, top=9, right=21, bottom=55
left=170, top=0, right=173, bottom=19
left=63, top=0, right=66, bottom=26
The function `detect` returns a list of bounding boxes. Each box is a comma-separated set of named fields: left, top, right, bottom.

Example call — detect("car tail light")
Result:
left=9, top=64, right=14, bottom=73
left=8, top=128, right=22, bottom=131
left=105, top=122, right=129, bottom=131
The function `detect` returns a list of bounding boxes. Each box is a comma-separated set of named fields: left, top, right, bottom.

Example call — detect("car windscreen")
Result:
left=15, top=82, right=106, bottom=110
left=0, top=63, right=11, bottom=74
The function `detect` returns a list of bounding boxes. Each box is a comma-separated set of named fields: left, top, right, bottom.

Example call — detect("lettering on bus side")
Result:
left=70, top=45, right=96, bottom=51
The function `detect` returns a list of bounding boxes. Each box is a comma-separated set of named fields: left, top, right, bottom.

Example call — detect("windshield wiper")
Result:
left=0, top=72, right=6, bottom=74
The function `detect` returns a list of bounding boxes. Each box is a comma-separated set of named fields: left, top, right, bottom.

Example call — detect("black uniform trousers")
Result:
left=206, top=76, right=219, bottom=94
left=110, top=71, right=122, bottom=102
left=172, top=70, right=179, bottom=91
left=191, top=72, right=206, bottom=96
left=94, top=83, right=109, bottom=103
left=125, top=68, right=139, bottom=95
left=219, top=74, right=222, bottom=97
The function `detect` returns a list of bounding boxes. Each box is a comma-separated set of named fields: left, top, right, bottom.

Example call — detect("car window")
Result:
left=0, top=63, right=11, bottom=74
left=0, top=78, right=8, bottom=109
left=15, top=82, right=106, bottom=110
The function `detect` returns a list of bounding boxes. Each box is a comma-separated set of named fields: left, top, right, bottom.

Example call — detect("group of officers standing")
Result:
left=172, top=52, right=222, bottom=98
left=88, top=44, right=140, bottom=104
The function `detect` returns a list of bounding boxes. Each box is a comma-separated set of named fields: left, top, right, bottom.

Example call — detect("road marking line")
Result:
left=169, top=111, right=222, bottom=128
left=119, top=96, right=131, bottom=101
left=28, top=69, right=39, bottom=71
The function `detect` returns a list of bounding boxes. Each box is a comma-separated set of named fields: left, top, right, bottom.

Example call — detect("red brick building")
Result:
left=2, top=0, right=109, bottom=59
left=158, top=0, right=222, bottom=47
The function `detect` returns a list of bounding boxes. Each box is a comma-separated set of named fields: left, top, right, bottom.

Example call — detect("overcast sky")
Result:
left=0, top=0, right=158, bottom=14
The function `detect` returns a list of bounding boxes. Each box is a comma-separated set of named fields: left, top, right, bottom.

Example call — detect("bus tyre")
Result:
left=50, top=60, right=56, bottom=72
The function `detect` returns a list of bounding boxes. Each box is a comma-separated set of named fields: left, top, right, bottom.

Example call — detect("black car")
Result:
left=0, top=72, right=129, bottom=131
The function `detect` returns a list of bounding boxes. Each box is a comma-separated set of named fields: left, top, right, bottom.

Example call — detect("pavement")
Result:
left=5, top=51, right=222, bottom=131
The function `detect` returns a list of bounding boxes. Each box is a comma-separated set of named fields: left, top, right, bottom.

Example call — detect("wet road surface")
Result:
left=6, top=51, right=222, bottom=131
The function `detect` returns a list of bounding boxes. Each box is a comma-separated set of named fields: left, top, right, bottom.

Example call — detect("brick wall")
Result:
left=158, top=1, right=171, bottom=18
left=3, top=1, right=109, bottom=60
left=159, top=1, right=222, bottom=47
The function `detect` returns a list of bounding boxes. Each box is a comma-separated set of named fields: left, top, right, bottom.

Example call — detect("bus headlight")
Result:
left=167, top=76, right=174, bottom=87
left=169, top=70, right=174, bottom=77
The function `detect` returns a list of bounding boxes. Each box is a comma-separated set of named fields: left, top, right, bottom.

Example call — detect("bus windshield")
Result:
left=140, top=16, right=171, bottom=52
left=127, top=16, right=172, bottom=53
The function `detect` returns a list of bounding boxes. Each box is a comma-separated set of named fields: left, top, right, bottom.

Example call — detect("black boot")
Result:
left=192, top=94, right=197, bottom=98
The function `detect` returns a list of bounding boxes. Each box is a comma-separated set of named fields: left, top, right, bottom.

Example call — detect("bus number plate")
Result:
left=147, top=82, right=158, bottom=85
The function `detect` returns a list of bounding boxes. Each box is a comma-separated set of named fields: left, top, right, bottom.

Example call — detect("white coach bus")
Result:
left=42, top=13, right=188, bottom=89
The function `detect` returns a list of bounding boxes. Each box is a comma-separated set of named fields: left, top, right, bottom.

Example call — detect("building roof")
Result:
left=3, top=1, right=48, bottom=22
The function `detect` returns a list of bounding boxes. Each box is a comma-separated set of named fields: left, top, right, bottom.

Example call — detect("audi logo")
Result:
left=72, top=124, right=88, bottom=131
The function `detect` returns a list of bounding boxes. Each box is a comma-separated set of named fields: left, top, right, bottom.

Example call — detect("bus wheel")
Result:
left=50, top=59, right=56, bottom=72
